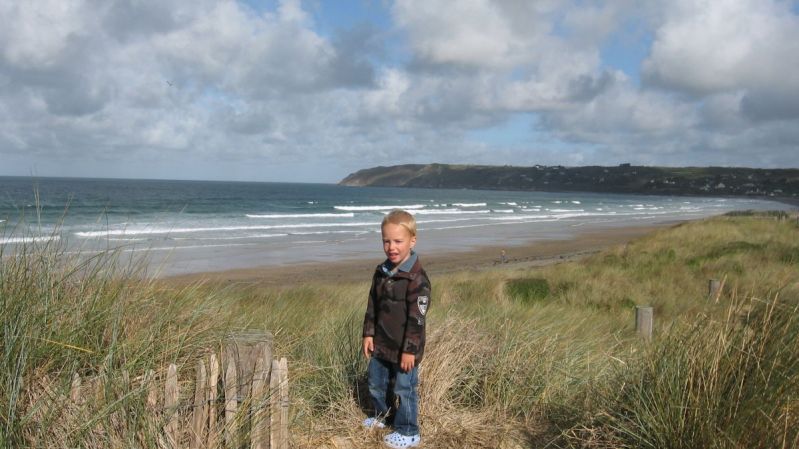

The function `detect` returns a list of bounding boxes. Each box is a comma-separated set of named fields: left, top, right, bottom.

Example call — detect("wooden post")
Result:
left=635, top=306, right=653, bottom=340
left=708, top=279, right=722, bottom=302
left=224, top=351, right=238, bottom=448
left=208, top=353, right=220, bottom=449
left=71, top=372, right=81, bottom=403
left=270, top=359, right=281, bottom=449
left=223, top=331, right=273, bottom=446
left=225, top=331, right=274, bottom=399
left=278, top=357, right=289, bottom=449
left=250, top=355, right=268, bottom=449
left=191, top=359, right=208, bottom=449
left=164, top=363, right=179, bottom=448
left=145, top=369, right=158, bottom=410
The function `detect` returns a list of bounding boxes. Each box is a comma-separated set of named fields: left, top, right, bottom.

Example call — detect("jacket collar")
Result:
left=378, top=251, right=419, bottom=278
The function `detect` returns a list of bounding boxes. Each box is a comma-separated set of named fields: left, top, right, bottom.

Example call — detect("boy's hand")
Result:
left=400, top=352, right=415, bottom=372
left=363, top=337, right=374, bottom=358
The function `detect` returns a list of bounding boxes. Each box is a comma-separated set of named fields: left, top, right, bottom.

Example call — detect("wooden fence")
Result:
left=634, top=277, right=729, bottom=339
left=70, top=331, right=289, bottom=449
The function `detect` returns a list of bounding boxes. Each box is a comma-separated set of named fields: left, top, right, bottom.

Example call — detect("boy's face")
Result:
left=382, top=223, right=416, bottom=267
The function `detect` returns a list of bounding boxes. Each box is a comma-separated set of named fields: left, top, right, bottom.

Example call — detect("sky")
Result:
left=1, top=0, right=798, bottom=183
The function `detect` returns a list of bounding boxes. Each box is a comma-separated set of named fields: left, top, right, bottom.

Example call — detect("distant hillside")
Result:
left=339, top=163, right=799, bottom=198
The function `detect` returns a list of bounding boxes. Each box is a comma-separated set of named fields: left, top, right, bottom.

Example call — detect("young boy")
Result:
left=362, top=209, right=431, bottom=449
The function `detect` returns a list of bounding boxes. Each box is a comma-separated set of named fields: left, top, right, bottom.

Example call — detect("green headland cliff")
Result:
left=340, top=163, right=799, bottom=198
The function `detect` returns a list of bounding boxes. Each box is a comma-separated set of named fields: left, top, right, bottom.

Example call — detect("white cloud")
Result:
left=0, top=0, right=797, bottom=182
left=0, top=0, right=92, bottom=69
left=643, top=0, right=799, bottom=95
left=394, top=0, right=530, bottom=68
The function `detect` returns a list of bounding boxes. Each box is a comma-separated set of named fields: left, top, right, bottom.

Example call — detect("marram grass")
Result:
left=0, top=234, right=233, bottom=447
left=1, top=212, right=798, bottom=448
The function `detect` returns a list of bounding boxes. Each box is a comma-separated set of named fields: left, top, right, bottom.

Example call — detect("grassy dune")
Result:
left=1, top=212, right=798, bottom=448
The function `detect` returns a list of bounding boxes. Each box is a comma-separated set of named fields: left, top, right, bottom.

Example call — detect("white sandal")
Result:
left=383, top=432, right=420, bottom=448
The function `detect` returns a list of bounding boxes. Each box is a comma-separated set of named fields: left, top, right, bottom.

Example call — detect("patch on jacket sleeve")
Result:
left=417, top=296, right=429, bottom=315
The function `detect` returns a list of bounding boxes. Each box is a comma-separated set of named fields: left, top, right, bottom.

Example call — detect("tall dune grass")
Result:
left=0, top=230, right=232, bottom=447
left=566, top=293, right=799, bottom=449
left=1, top=211, right=797, bottom=447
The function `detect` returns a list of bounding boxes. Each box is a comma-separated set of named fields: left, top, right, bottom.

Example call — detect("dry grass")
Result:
left=2, top=212, right=798, bottom=447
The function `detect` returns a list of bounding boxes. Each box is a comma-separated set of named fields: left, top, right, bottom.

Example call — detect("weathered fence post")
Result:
left=221, top=331, right=274, bottom=447
left=208, top=353, right=220, bottom=448
left=270, top=359, right=281, bottom=449
left=270, top=357, right=289, bottom=449
left=250, top=354, right=269, bottom=449
left=635, top=306, right=653, bottom=340
left=224, top=351, right=238, bottom=448
left=164, top=363, right=179, bottom=447
left=708, top=279, right=722, bottom=302
left=191, top=359, right=208, bottom=449
left=278, top=357, right=289, bottom=449
left=145, top=369, right=158, bottom=410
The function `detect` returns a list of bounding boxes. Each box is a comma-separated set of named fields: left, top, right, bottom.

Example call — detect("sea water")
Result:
left=0, top=176, right=788, bottom=276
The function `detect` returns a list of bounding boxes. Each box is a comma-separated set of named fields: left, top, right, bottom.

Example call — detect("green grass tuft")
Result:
left=505, top=278, right=550, bottom=304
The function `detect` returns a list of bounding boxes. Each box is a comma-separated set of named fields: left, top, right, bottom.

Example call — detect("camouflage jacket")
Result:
left=362, top=254, right=431, bottom=365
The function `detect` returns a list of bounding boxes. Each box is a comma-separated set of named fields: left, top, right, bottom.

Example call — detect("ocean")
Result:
left=0, top=176, right=788, bottom=276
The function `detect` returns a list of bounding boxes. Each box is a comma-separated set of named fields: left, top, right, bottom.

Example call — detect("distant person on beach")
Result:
left=362, top=209, right=431, bottom=449
left=500, top=249, right=507, bottom=263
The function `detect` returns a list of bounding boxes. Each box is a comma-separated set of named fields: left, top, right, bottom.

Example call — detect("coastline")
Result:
left=144, top=197, right=796, bottom=285
left=163, top=222, right=669, bottom=288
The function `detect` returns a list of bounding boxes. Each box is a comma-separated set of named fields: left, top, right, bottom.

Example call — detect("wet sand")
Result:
left=164, top=223, right=669, bottom=288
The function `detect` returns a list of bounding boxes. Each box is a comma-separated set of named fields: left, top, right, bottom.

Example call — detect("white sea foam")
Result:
left=488, top=214, right=549, bottom=221
left=334, top=204, right=425, bottom=211
left=414, top=217, right=481, bottom=225
left=291, top=230, right=368, bottom=236
left=549, top=209, right=585, bottom=213
left=246, top=213, right=354, bottom=218
left=1, top=235, right=61, bottom=245
left=429, top=218, right=559, bottom=231
left=172, top=234, right=288, bottom=241
left=410, top=209, right=490, bottom=215
left=122, top=243, right=257, bottom=253
left=74, top=221, right=381, bottom=238
left=571, top=201, right=581, bottom=204
left=499, top=202, right=518, bottom=206
left=492, top=209, right=515, bottom=213
left=452, top=203, right=487, bottom=207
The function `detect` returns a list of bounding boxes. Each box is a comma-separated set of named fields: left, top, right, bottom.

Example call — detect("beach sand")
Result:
left=164, top=223, right=669, bottom=288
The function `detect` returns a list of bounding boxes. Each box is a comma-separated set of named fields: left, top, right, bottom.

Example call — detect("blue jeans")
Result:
left=367, top=357, right=419, bottom=436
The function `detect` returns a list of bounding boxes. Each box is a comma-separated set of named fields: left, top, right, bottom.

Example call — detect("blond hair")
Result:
left=382, top=209, right=417, bottom=237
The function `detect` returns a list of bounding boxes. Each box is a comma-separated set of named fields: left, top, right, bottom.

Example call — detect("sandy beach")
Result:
left=153, top=197, right=796, bottom=287
left=164, top=222, right=668, bottom=288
